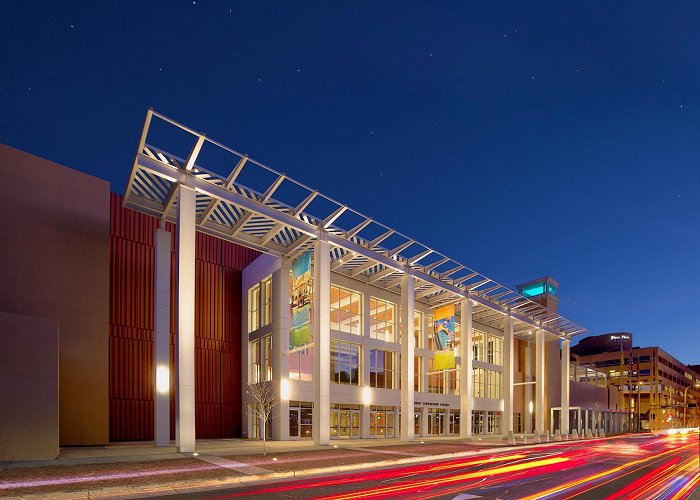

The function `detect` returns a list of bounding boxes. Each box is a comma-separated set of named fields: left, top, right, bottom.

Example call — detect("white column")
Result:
left=312, top=235, right=330, bottom=445
left=154, top=227, right=171, bottom=447
left=271, top=258, right=291, bottom=440
left=176, top=185, right=196, bottom=453
left=535, top=330, right=546, bottom=435
left=524, top=341, right=533, bottom=433
left=502, top=315, right=514, bottom=436
left=561, top=339, right=570, bottom=435
left=459, top=298, right=473, bottom=439
left=400, top=275, right=415, bottom=441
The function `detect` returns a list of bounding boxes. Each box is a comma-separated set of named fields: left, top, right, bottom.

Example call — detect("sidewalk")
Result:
left=0, top=434, right=598, bottom=499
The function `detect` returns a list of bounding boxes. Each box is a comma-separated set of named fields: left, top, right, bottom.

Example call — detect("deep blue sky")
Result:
left=2, top=2, right=698, bottom=363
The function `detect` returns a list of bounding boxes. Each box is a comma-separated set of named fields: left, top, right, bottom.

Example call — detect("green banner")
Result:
left=290, top=251, right=312, bottom=348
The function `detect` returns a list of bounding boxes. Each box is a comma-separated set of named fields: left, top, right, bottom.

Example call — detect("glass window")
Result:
left=250, top=403, right=259, bottom=439
left=487, top=335, right=502, bottom=365
left=248, top=276, right=272, bottom=332
left=427, top=359, right=458, bottom=394
left=263, top=277, right=272, bottom=325
left=487, top=369, right=501, bottom=399
left=331, top=340, right=360, bottom=385
left=248, top=284, right=261, bottom=332
left=370, top=349, right=394, bottom=389
left=473, top=330, right=486, bottom=362
left=330, top=285, right=362, bottom=335
left=250, top=336, right=272, bottom=383
left=250, top=339, right=261, bottom=383
left=263, top=335, right=273, bottom=382
left=473, top=367, right=486, bottom=398
left=414, top=356, right=422, bottom=392
left=289, top=347, right=313, bottom=382
left=427, top=358, right=443, bottom=394
left=370, top=297, right=397, bottom=342
left=414, top=312, right=423, bottom=348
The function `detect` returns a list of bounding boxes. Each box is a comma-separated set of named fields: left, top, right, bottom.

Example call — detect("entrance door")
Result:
left=414, top=412, right=421, bottom=436
left=333, top=410, right=360, bottom=438
left=339, top=410, right=351, bottom=437
left=429, top=411, right=445, bottom=435
left=351, top=410, right=360, bottom=438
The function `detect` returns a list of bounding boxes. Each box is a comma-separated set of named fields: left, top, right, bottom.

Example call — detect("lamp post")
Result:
left=683, top=383, right=700, bottom=428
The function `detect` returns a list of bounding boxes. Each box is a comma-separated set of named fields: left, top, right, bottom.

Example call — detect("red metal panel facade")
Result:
left=109, top=193, right=259, bottom=441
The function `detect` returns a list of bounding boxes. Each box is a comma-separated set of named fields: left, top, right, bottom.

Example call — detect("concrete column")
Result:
left=503, top=315, right=514, bottom=436
left=459, top=298, right=473, bottom=439
left=154, top=227, right=171, bottom=447
left=535, top=330, right=546, bottom=435
left=361, top=405, right=371, bottom=439
left=420, top=406, right=428, bottom=437
left=176, top=185, right=196, bottom=453
left=400, top=275, right=415, bottom=441
left=271, top=257, right=291, bottom=440
left=524, top=341, right=533, bottom=433
left=312, top=235, right=330, bottom=446
left=561, top=339, right=570, bottom=435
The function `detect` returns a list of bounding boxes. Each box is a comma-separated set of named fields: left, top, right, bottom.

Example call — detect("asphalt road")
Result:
left=165, top=432, right=699, bottom=499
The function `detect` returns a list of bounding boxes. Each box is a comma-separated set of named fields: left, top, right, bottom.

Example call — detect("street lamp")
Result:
left=683, top=383, right=700, bottom=428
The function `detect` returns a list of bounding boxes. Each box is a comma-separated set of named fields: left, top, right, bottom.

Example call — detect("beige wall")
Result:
left=0, top=312, right=59, bottom=460
left=0, top=144, right=110, bottom=446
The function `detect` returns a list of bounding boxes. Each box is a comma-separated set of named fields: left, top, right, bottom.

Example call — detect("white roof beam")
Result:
left=439, top=265, right=465, bottom=279
left=183, top=134, right=206, bottom=171
left=198, top=154, right=249, bottom=223
left=260, top=175, right=286, bottom=202
left=408, top=249, right=433, bottom=265
left=453, top=272, right=478, bottom=285
left=160, top=183, right=180, bottom=223
left=423, top=257, right=449, bottom=272
left=259, top=222, right=284, bottom=245
left=369, top=229, right=394, bottom=248
left=389, top=240, right=414, bottom=257
left=331, top=252, right=358, bottom=270
left=346, top=218, right=373, bottom=238
left=415, top=284, right=443, bottom=300
left=323, top=206, right=348, bottom=228
left=293, top=190, right=318, bottom=216
left=468, top=278, right=491, bottom=290
left=351, top=260, right=378, bottom=277
left=367, top=267, right=400, bottom=284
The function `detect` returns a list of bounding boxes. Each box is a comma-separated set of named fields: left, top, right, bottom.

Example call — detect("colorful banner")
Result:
left=290, top=251, right=312, bottom=349
left=433, top=304, right=456, bottom=371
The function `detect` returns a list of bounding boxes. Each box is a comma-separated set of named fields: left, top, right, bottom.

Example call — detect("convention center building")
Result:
left=0, top=110, right=593, bottom=460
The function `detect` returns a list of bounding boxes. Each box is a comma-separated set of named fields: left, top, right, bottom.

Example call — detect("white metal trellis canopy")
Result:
left=123, top=108, right=590, bottom=341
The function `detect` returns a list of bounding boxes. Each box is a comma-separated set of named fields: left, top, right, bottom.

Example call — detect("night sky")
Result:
left=2, top=2, right=699, bottom=363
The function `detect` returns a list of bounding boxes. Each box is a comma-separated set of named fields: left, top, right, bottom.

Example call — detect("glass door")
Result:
left=351, top=410, right=360, bottom=438
left=339, top=410, right=351, bottom=438
left=330, top=410, right=340, bottom=437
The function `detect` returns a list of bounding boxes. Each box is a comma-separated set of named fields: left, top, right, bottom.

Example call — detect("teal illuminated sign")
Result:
left=521, top=282, right=557, bottom=297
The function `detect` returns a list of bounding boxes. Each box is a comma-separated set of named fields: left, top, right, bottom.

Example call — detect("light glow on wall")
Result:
left=362, top=386, right=371, bottom=405
left=529, top=401, right=534, bottom=414
left=280, top=378, right=290, bottom=401
left=156, top=366, right=169, bottom=394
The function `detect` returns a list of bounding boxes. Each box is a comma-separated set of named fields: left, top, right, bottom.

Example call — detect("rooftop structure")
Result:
left=124, top=109, right=588, bottom=340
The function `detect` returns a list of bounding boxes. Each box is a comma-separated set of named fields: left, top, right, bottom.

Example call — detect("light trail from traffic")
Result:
left=210, top=432, right=699, bottom=500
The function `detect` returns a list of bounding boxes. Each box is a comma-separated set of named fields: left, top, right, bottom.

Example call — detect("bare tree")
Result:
left=592, top=401, right=603, bottom=433
left=246, top=380, right=279, bottom=455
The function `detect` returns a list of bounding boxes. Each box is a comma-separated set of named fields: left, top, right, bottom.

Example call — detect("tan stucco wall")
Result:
left=0, top=144, right=110, bottom=446
left=0, top=312, right=59, bottom=460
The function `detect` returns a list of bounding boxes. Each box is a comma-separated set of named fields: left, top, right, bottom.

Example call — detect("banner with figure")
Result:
left=290, top=251, right=312, bottom=349
left=433, top=304, right=456, bottom=370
